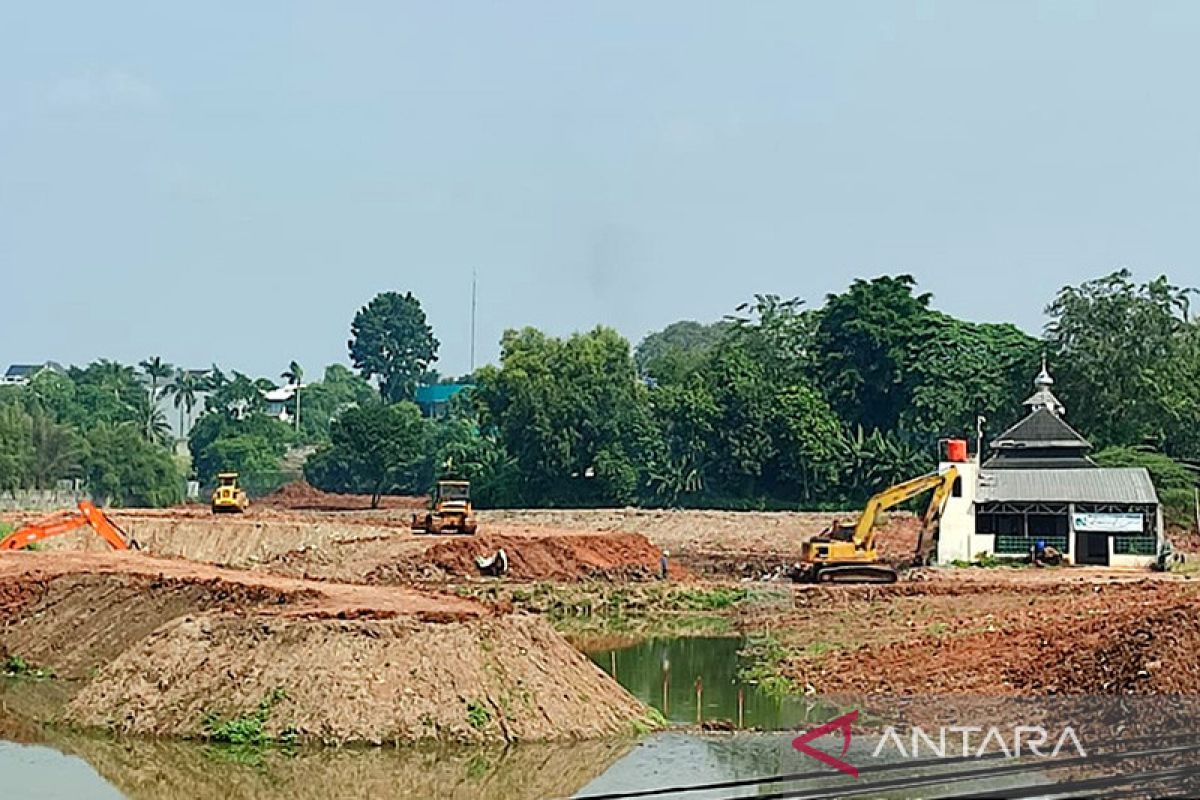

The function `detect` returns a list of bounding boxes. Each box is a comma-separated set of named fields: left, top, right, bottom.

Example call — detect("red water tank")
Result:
left=946, top=438, right=968, bottom=463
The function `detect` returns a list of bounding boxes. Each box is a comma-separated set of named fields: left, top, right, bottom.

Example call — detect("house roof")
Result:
left=976, top=468, right=1158, bottom=505
left=415, top=383, right=473, bottom=404
left=4, top=361, right=64, bottom=378
left=991, top=406, right=1092, bottom=451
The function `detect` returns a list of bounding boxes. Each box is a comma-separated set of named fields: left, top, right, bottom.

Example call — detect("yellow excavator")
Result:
left=793, top=466, right=959, bottom=584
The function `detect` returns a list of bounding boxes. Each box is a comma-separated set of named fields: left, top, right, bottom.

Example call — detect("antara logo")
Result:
left=791, top=711, right=1088, bottom=779
left=791, top=710, right=859, bottom=778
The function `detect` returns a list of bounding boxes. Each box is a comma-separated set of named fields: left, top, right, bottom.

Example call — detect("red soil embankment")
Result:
left=0, top=551, right=652, bottom=743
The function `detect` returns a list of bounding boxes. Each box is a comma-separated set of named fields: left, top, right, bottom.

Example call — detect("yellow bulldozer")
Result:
left=411, top=480, right=478, bottom=535
left=792, top=466, right=959, bottom=584
left=211, top=472, right=249, bottom=514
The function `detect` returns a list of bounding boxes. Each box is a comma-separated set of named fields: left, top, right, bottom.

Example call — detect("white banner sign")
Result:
left=1073, top=512, right=1143, bottom=533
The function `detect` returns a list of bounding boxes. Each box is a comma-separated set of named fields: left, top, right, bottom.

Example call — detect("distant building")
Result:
left=937, top=363, right=1162, bottom=568
left=262, top=384, right=299, bottom=422
left=1, top=361, right=65, bottom=386
left=414, top=383, right=473, bottom=418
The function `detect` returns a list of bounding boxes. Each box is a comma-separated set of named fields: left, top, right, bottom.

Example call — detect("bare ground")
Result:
left=0, top=551, right=651, bottom=743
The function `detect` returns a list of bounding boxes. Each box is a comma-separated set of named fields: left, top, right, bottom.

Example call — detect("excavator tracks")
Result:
left=812, top=564, right=899, bottom=584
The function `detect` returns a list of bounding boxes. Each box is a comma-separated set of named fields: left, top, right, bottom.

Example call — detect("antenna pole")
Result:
left=470, top=269, right=477, bottom=374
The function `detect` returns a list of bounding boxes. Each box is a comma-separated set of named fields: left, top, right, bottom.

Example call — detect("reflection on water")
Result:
left=0, top=675, right=633, bottom=800
left=64, top=735, right=633, bottom=800
left=587, top=636, right=832, bottom=730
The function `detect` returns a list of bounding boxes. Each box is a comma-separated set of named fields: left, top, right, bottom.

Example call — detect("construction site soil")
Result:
left=757, top=572, right=1200, bottom=697
left=0, top=552, right=648, bottom=744
left=3, top=497, right=1200, bottom=748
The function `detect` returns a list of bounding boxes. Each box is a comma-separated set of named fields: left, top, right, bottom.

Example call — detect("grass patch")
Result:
left=466, top=700, right=493, bottom=731
left=201, top=687, right=295, bottom=747
left=2, top=654, right=55, bottom=680
left=629, top=706, right=668, bottom=736
left=737, top=634, right=803, bottom=698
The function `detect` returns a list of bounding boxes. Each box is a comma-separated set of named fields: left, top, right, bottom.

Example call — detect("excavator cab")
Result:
left=211, top=472, right=249, bottom=514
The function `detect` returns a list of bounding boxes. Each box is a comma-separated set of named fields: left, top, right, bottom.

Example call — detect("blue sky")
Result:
left=2, top=2, right=1198, bottom=379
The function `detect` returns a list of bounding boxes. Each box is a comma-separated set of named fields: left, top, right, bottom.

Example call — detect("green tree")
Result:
left=66, top=360, right=149, bottom=429
left=188, top=412, right=294, bottom=487
left=82, top=423, right=183, bottom=507
left=139, top=356, right=174, bottom=439
left=295, top=364, right=378, bottom=443
left=813, top=275, right=932, bottom=432
left=348, top=291, right=440, bottom=403
left=281, top=360, right=303, bottom=432
left=304, top=402, right=428, bottom=507
left=900, top=314, right=1041, bottom=437
left=473, top=326, right=650, bottom=506
left=0, top=405, right=34, bottom=493
left=635, top=320, right=731, bottom=381
left=28, top=409, right=82, bottom=490
left=1046, top=270, right=1198, bottom=453
left=167, top=369, right=204, bottom=434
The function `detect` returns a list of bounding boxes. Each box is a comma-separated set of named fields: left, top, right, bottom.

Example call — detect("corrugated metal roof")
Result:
left=976, top=468, right=1158, bottom=505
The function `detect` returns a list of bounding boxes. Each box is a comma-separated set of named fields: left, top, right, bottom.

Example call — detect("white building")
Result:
left=937, top=365, right=1162, bottom=568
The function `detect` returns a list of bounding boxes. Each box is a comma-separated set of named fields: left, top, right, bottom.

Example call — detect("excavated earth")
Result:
left=754, top=572, right=1200, bottom=697
left=0, top=552, right=650, bottom=744
left=6, top=494, right=1200, bottom=746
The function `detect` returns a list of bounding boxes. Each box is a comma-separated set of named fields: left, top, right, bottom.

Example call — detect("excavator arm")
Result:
left=0, top=502, right=131, bottom=551
left=854, top=466, right=959, bottom=553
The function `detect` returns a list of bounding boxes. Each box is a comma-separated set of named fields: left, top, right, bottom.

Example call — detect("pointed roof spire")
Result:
left=1023, top=356, right=1065, bottom=416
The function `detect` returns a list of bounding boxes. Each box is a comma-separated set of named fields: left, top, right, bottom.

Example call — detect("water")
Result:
left=586, top=636, right=834, bottom=730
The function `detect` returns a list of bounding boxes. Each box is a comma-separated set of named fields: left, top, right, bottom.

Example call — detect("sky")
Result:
left=2, top=2, right=1199, bottom=380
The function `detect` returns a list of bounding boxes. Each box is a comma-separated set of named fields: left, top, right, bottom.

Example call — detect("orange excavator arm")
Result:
left=0, top=501, right=131, bottom=551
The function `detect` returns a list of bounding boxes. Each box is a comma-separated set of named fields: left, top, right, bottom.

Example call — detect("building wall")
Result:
left=936, top=459, right=979, bottom=563
left=936, top=461, right=1160, bottom=568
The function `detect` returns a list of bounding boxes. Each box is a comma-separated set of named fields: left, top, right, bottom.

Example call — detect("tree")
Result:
left=82, top=422, right=183, bottom=507
left=813, top=275, right=932, bottom=432
left=900, top=314, right=1040, bottom=438
left=635, top=320, right=731, bottom=381
left=188, top=411, right=294, bottom=488
left=348, top=291, right=440, bottom=403
left=167, top=369, right=203, bottom=434
left=28, top=409, right=82, bottom=490
left=139, top=356, right=174, bottom=439
left=0, top=405, right=33, bottom=493
left=304, top=402, right=428, bottom=507
left=66, top=360, right=149, bottom=430
left=296, top=364, right=379, bottom=443
left=282, top=360, right=303, bottom=432
left=473, top=326, right=651, bottom=506
left=1046, top=270, right=1198, bottom=453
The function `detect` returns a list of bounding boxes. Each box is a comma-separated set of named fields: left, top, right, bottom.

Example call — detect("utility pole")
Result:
left=470, top=268, right=477, bottom=374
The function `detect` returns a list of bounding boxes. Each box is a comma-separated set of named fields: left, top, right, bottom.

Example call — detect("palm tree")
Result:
left=281, top=360, right=303, bottom=431
left=167, top=369, right=201, bottom=435
left=139, top=356, right=174, bottom=439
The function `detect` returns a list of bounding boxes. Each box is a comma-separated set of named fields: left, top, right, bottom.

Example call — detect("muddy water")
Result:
left=587, top=636, right=835, bottom=730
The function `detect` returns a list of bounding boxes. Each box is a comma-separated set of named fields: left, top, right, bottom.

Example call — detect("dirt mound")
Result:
left=0, top=552, right=653, bottom=744
left=259, top=481, right=426, bottom=511
left=0, top=572, right=303, bottom=679
left=366, top=532, right=666, bottom=583
left=67, top=613, right=650, bottom=744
